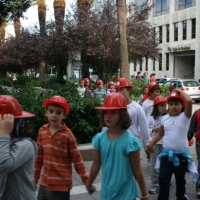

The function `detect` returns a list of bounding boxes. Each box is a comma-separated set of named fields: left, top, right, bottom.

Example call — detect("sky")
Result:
left=5, top=0, right=74, bottom=38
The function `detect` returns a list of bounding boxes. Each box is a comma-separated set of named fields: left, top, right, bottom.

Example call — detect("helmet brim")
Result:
left=95, top=106, right=127, bottom=110
left=14, top=111, right=35, bottom=118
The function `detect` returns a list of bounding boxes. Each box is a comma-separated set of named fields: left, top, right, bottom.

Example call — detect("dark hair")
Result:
left=45, top=104, right=66, bottom=114
left=168, top=84, right=175, bottom=92
left=11, top=118, right=35, bottom=139
left=100, top=109, right=131, bottom=129
left=151, top=104, right=166, bottom=120
left=150, top=86, right=161, bottom=93
left=168, top=98, right=184, bottom=112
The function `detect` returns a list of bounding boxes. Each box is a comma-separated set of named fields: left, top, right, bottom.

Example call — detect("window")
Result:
left=134, top=61, right=136, bottom=71
left=159, top=54, right=162, bottom=71
left=156, top=0, right=167, bottom=16
left=192, top=18, right=196, bottom=38
left=182, top=20, right=187, bottom=40
left=159, top=26, right=162, bottom=43
left=166, top=53, right=169, bottom=71
left=166, top=24, right=170, bottom=42
left=179, top=0, right=192, bottom=10
left=174, top=22, right=178, bottom=41
left=145, top=57, right=148, bottom=71
left=139, top=60, right=142, bottom=71
left=153, top=59, right=155, bottom=71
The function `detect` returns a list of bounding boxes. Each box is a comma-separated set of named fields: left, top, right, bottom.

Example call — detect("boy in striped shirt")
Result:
left=34, top=96, right=91, bottom=200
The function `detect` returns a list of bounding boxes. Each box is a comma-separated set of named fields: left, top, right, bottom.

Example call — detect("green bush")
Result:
left=0, top=75, right=101, bottom=143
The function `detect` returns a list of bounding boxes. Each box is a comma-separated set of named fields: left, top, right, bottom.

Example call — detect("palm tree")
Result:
left=0, top=22, right=6, bottom=44
left=38, top=0, right=46, bottom=36
left=53, top=0, right=66, bottom=33
left=116, top=0, right=129, bottom=79
left=37, top=0, right=46, bottom=79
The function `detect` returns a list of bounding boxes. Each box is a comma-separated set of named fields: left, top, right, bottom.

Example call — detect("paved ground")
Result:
left=70, top=103, right=200, bottom=200
left=71, top=143, right=198, bottom=200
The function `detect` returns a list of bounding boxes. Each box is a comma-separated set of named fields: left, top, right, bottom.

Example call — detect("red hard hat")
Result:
left=96, top=79, right=104, bottom=86
left=0, top=95, right=35, bottom=118
left=108, top=81, right=114, bottom=87
left=143, top=82, right=160, bottom=102
left=43, top=96, right=70, bottom=113
left=153, top=96, right=166, bottom=106
left=95, top=93, right=127, bottom=110
left=188, top=139, right=194, bottom=146
left=84, top=78, right=90, bottom=83
left=166, top=90, right=185, bottom=105
left=115, top=78, right=135, bottom=89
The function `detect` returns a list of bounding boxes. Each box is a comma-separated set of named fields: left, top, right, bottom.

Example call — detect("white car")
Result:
left=156, top=77, right=180, bottom=85
left=162, top=79, right=200, bottom=103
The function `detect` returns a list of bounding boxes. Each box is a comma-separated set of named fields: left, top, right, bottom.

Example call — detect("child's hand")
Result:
left=0, top=114, right=14, bottom=135
left=147, top=145, right=154, bottom=154
left=85, top=184, right=96, bottom=194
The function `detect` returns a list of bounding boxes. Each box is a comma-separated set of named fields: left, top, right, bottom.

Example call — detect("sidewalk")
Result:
left=71, top=143, right=198, bottom=200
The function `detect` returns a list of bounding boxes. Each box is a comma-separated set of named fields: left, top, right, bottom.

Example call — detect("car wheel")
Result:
left=194, top=100, right=200, bottom=103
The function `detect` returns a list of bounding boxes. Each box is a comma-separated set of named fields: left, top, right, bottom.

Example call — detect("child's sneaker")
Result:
left=149, top=186, right=159, bottom=194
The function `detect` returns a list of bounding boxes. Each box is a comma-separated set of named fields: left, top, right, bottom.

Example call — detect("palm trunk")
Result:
left=53, top=0, right=66, bottom=33
left=38, top=0, right=47, bottom=80
left=117, top=0, right=129, bottom=78
left=14, top=17, right=21, bottom=38
left=0, top=24, right=6, bottom=44
left=38, top=0, right=46, bottom=36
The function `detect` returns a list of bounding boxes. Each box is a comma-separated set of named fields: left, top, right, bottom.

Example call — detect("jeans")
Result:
left=37, top=185, right=70, bottom=200
left=157, top=155, right=188, bottom=200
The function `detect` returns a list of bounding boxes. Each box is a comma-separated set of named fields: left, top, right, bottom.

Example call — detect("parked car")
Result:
left=162, top=79, right=200, bottom=103
left=156, top=77, right=180, bottom=85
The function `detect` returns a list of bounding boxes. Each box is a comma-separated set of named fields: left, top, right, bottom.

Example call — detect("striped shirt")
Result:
left=34, top=123, right=89, bottom=191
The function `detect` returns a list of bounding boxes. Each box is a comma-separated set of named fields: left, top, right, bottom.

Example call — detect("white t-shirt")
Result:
left=162, top=112, right=190, bottom=151
left=147, top=116, right=163, bottom=144
left=101, top=101, right=151, bottom=146
left=142, top=99, right=154, bottom=120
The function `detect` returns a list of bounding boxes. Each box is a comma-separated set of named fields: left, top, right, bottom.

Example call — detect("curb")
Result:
left=78, top=143, right=94, bottom=161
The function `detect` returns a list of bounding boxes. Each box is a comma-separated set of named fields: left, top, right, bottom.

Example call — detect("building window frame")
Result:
left=174, top=22, right=178, bottom=41
left=159, top=54, right=162, bottom=71
left=134, top=61, right=137, bottom=71
left=179, top=0, right=192, bottom=10
left=182, top=20, right=187, bottom=40
left=156, top=0, right=167, bottom=16
left=166, top=53, right=169, bottom=71
left=192, top=18, right=196, bottom=39
left=166, top=24, right=170, bottom=42
left=159, top=26, right=163, bottom=43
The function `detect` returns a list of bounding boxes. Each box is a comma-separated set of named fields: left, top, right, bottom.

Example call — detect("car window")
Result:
left=171, top=81, right=177, bottom=87
left=163, top=81, right=171, bottom=86
left=182, top=81, right=199, bottom=87
left=177, top=81, right=182, bottom=88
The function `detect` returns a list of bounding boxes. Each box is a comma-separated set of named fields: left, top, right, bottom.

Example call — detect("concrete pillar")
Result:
left=163, top=25, right=167, bottom=43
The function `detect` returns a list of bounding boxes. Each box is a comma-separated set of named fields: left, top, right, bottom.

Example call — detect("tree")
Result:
left=0, top=0, right=32, bottom=26
left=117, top=0, right=129, bottom=78
left=0, top=1, right=159, bottom=79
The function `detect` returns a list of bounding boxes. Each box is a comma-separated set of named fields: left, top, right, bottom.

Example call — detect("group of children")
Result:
left=77, top=78, right=116, bottom=104
left=0, top=77, right=200, bottom=200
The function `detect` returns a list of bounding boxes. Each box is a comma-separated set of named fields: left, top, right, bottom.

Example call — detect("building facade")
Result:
left=130, top=0, right=200, bottom=81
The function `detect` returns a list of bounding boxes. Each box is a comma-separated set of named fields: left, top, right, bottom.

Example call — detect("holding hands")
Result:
left=0, top=114, right=14, bottom=135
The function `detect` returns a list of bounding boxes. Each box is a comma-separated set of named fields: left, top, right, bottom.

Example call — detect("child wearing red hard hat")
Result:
left=147, top=90, right=198, bottom=200
left=0, top=95, right=37, bottom=200
left=91, top=79, right=107, bottom=104
left=35, top=95, right=94, bottom=200
left=147, top=95, right=166, bottom=194
left=86, top=93, right=149, bottom=200
left=106, top=81, right=116, bottom=95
